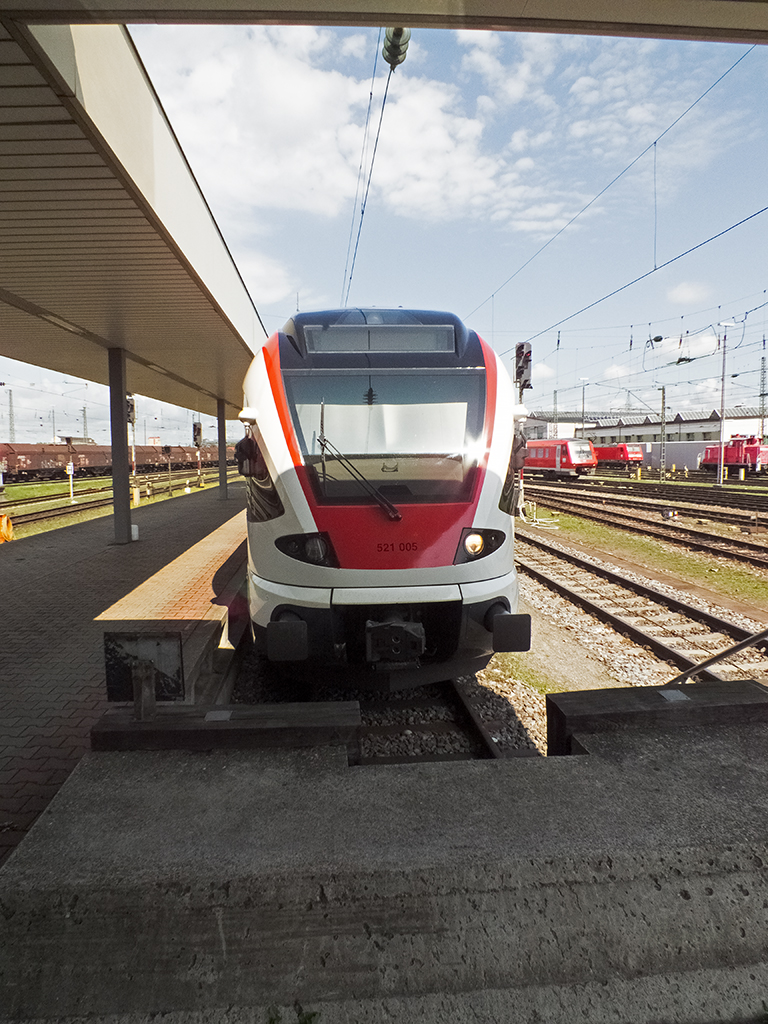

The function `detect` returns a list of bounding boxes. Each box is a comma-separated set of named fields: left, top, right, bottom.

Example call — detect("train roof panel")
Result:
left=279, top=309, right=479, bottom=368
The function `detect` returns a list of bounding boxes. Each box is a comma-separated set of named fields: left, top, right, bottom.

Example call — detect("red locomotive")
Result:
left=0, top=442, right=232, bottom=482
left=593, top=443, right=644, bottom=470
left=700, top=435, right=768, bottom=474
left=524, top=438, right=597, bottom=478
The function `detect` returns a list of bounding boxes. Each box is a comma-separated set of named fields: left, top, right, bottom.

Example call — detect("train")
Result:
left=235, top=307, right=531, bottom=690
left=593, top=443, right=645, bottom=470
left=524, top=438, right=597, bottom=478
left=0, top=442, right=232, bottom=481
left=700, top=435, right=768, bottom=474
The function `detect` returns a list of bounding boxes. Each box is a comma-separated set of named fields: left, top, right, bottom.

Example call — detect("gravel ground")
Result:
left=231, top=535, right=767, bottom=760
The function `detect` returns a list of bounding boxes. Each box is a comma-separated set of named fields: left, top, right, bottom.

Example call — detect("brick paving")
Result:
left=0, top=483, right=247, bottom=867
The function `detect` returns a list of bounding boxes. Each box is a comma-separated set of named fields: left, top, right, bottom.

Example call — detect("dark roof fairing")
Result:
left=278, top=308, right=482, bottom=370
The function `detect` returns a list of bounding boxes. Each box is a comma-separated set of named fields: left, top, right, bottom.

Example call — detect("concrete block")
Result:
left=546, top=678, right=768, bottom=755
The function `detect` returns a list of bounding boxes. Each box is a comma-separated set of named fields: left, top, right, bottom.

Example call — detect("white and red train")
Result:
left=0, top=442, right=230, bottom=481
left=235, top=307, right=530, bottom=690
left=524, top=438, right=597, bottom=477
left=700, top=435, right=768, bottom=474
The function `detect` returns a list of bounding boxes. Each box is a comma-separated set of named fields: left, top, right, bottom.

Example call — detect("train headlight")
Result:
left=454, top=528, right=506, bottom=564
left=304, top=536, right=328, bottom=563
left=275, top=532, right=339, bottom=567
left=464, top=533, right=485, bottom=556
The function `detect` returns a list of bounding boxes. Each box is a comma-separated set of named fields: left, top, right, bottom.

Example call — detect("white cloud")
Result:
left=455, top=30, right=501, bottom=53
left=667, top=281, right=710, bottom=305
left=532, top=361, right=554, bottom=383
left=230, top=249, right=295, bottom=305
left=340, top=34, right=368, bottom=59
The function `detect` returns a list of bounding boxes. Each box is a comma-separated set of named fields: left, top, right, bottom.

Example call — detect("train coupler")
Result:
left=365, top=618, right=426, bottom=666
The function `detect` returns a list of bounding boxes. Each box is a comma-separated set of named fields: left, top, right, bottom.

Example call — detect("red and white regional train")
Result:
left=524, top=438, right=598, bottom=478
left=235, top=307, right=530, bottom=689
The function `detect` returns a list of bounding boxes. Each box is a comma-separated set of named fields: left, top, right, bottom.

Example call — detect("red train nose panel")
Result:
left=308, top=500, right=478, bottom=570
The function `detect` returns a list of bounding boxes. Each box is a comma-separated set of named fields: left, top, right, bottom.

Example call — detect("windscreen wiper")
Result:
left=318, top=429, right=402, bottom=522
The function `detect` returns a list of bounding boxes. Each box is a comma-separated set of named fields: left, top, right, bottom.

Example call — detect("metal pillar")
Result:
left=659, top=386, right=666, bottom=482
left=716, top=331, right=727, bottom=487
left=217, top=398, right=228, bottom=500
left=108, top=348, right=132, bottom=544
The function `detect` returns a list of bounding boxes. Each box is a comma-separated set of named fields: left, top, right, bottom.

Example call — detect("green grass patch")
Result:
left=2, top=478, right=111, bottom=503
left=8, top=476, right=234, bottom=541
left=530, top=508, right=768, bottom=609
left=486, top=652, right=562, bottom=695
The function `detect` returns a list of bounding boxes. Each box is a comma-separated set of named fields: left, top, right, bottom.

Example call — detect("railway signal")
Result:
left=193, top=422, right=202, bottom=447
left=515, top=342, right=532, bottom=397
left=382, top=27, right=410, bottom=69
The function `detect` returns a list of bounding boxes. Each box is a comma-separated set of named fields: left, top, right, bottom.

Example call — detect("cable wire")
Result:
left=500, top=204, right=768, bottom=353
left=343, top=65, right=394, bottom=307
left=340, top=29, right=382, bottom=306
left=464, top=44, right=757, bottom=321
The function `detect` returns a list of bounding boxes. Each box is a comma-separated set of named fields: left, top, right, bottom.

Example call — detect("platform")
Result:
left=1, top=681, right=768, bottom=1023
left=0, top=483, right=247, bottom=866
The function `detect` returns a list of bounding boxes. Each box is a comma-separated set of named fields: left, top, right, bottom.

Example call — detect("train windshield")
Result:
left=282, top=369, right=486, bottom=504
left=567, top=441, right=594, bottom=462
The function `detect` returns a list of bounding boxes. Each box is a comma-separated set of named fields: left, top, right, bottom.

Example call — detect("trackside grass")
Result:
left=529, top=508, right=768, bottom=609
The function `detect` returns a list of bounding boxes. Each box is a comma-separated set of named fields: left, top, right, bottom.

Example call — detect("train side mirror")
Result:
left=234, top=435, right=262, bottom=477
left=511, top=432, right=528, bottom=471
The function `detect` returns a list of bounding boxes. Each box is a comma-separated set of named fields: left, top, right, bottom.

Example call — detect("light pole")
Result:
left=716, top=322, right=737, bottom=487
left=659, top=386, right=666, bottom=482
left=580, top=378, right=589, bottom=438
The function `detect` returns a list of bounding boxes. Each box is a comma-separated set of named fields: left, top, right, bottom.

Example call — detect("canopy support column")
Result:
left=217, top=398, right=228, bottom=500
left=108, top=347, right=132, bottom=544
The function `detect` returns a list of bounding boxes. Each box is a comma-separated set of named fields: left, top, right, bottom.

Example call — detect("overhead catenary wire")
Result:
left=340, top=28, right=382, bottom=307
left=500, top=204, right=768, bottom=353
left=343, top=64, right=395, bottom=307
left=463, top=44, right=757, bottom=322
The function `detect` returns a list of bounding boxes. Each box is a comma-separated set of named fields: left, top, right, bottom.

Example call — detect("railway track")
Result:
left=525, top=481, right=767, bottom=530
left=521, top=487, right=768, bottom=569
left=516, top=530, right=768, bottom=686
left=7, top=497, right=115, bottom=525
left=0, top=469, right=233, bottom=511
left=357, top=677, right=526, bottom=765
left=2, top=471, right=238, bottom=525
left=536, top=475, right=768, bottom=511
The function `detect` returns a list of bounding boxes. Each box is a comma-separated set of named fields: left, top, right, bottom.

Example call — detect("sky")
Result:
left=2, top=25, right=768, bottom=442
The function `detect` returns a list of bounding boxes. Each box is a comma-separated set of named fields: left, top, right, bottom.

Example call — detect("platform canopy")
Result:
left=1, top=0, right=768, bottom=42
left=0, top=20, right=265, bottom=419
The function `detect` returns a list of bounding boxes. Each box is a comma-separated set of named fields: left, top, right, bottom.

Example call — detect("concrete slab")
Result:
left=546, top=677, right=768, bottom=754
left=2, top=705, right=768, bottom=1023
left=90, top=701, right=361, bottom=759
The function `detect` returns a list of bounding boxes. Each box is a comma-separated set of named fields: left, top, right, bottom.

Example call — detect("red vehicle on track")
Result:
left=524, top=438, right=597, bottom=478
left=593, top=443, right=645, bottom=470
left=700, top=435, right=768, bottom=474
